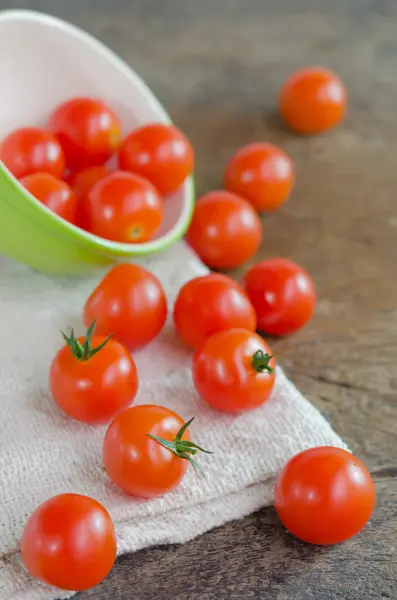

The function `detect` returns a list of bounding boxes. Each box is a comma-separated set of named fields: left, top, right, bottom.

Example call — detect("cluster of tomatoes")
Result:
left=185, top=66, right=349, bottom=270
left=18, top=67, right=376, bottom=594
left=0, top=99, right=193, bottom=243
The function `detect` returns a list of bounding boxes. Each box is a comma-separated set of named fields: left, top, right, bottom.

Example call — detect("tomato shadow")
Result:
left=255, top=329, right=288, bottom=352
left=262, top=109, right=296, bottom=137
left=156, top=322, right=193, bottom=361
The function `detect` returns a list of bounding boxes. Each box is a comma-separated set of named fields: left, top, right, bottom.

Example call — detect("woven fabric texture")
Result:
left=0, top=242, right=345, bottom=600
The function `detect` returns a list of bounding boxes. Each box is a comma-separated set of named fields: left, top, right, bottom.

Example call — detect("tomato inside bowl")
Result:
left=0, top=10, right=194, bottom=275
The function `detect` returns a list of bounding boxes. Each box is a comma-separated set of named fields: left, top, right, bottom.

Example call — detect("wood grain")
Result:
left=3, top=0, right=396, bottom=597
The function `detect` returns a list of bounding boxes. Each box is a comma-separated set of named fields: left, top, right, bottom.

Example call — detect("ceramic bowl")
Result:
left=0, top=10, right=195, bottom=275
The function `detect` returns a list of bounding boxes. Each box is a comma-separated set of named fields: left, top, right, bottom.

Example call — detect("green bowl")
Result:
left=0, top=10, right=195, bottom=276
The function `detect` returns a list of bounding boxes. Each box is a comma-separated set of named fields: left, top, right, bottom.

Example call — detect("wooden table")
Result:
left=7, top=0, right=396, bottom=597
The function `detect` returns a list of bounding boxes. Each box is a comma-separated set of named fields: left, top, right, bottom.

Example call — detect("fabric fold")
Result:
left=0, top=242, right=345, bottom=600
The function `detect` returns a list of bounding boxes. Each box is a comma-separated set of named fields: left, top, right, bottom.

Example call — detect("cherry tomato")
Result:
left=243, top=258, right=316, bottom=336
left=174, top=273, right=257, bottom=349
left=186, top=191, right=262, bottom=269
left=279, top=67, right=347, bottom=134
left=85, top=171, right=163, bottom=243
left=84, top=263, right=167, bottom=351
left=48, top=97, right=121, bottom=169
left=224, top=143, right=294, bottom=212
left=118, top=123, right=194, bottom=195
left=103, top=406, right=210, bottom=497
left=66, top=165, right=111, bottom=230
left=0, top=127, right=65, bottom=179
left=50, top=321, right=138, bottom=424
left=193, top=329, right=276, bottom=412
left=20, top=173, right=78, bottom=224
left=275, top=446, right=376, bottom=545
left=21, top=493, right=117, bottom=591
left=66, top=165, right=111, bottom=199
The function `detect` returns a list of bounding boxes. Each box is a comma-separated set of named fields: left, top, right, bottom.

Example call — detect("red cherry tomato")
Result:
left=85, top=171, right=163, bottom=243
left=66, top=165, right=111, bottom=230
left=66, top=165, right=111, bottom=199
left=118, top=123, right=194, bottom=195
left=186, top=191, right=262, bottom=269
left=224, top=143, right=294, bottom=212
left=275, top=446, right=376, bottom=545
left=0, top=127, right=65, bottom=179
left=20, top=172, right=78, bottom=224
left=48, top=97, right=121, bottom=169
left=50, top=322, right=138, bottom=424
left=21, top=493, right=117, bottom=591
left=243, top=258, right=316, bottom=336
left=173, top=273, right=257, bottom=349
left=104, top=406, right=210, bottom=497
left=279, top=67, right=347, bottom=134
left=193, top=329, right=276, bottom=412
left=67, top=165, right=112, bottom=231
left=84, top=263, right=167, bottom=351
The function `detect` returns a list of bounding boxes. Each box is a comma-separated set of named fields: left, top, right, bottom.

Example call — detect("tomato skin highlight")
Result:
left=243, top=258, right=316, bottom=336
left=224, top=143, right=294, bottom=212
left=274, top=447, right=376, bottom=545
left=84, top=264, right=167, bottom=352
left=0, top=127, right=65, bottom=179
left=173, top=273, right=257, bottom=349
left=279, top=67, right=347, bottom=134
left=49, top=97, right=121, bottom=169
left=21, top=493, right=117, bottom=591
left=20, top=173, right=78, bottom=224
left=103, top=405, right=190, bottom=497
left=186, top=190, right=262, bottom=269
left=193, top=329, right=276, bottom=412
left=85, top=171, right=163, bottom=243
left=118, top=123, right=194, bottom=195
left=50, top=335, right=138, bottom=424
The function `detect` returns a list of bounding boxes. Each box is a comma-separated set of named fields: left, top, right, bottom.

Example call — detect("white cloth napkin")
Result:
left=0, top=242, right=345, bottom=600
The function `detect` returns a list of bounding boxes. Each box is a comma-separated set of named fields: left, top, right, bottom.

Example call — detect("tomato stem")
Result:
left=252, top=350, right=274, bottom=374
left=147, top=417, right=213, bottom=471
left=61, top=320, right=113, bottom=361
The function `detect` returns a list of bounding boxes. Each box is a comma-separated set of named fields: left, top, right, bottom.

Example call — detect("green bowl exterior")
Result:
left=0, top=163, right=195, bottom=276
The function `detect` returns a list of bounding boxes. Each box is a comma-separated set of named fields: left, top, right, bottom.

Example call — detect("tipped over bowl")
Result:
left=0, top=10, right=195, bottom=275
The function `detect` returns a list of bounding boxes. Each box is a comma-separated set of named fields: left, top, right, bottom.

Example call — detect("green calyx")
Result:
left=252, top=350, right=274, bottom=374
left=147, top=417, right=213, bottom=471
left=62, top=320, right=112, bottom=361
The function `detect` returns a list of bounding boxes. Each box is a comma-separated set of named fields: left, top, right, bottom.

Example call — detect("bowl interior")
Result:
left=0, top=10, right=193, bottom=253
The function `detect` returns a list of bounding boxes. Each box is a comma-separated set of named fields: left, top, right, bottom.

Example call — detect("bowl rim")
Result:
left=0, top=9, right=195, bottom=257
